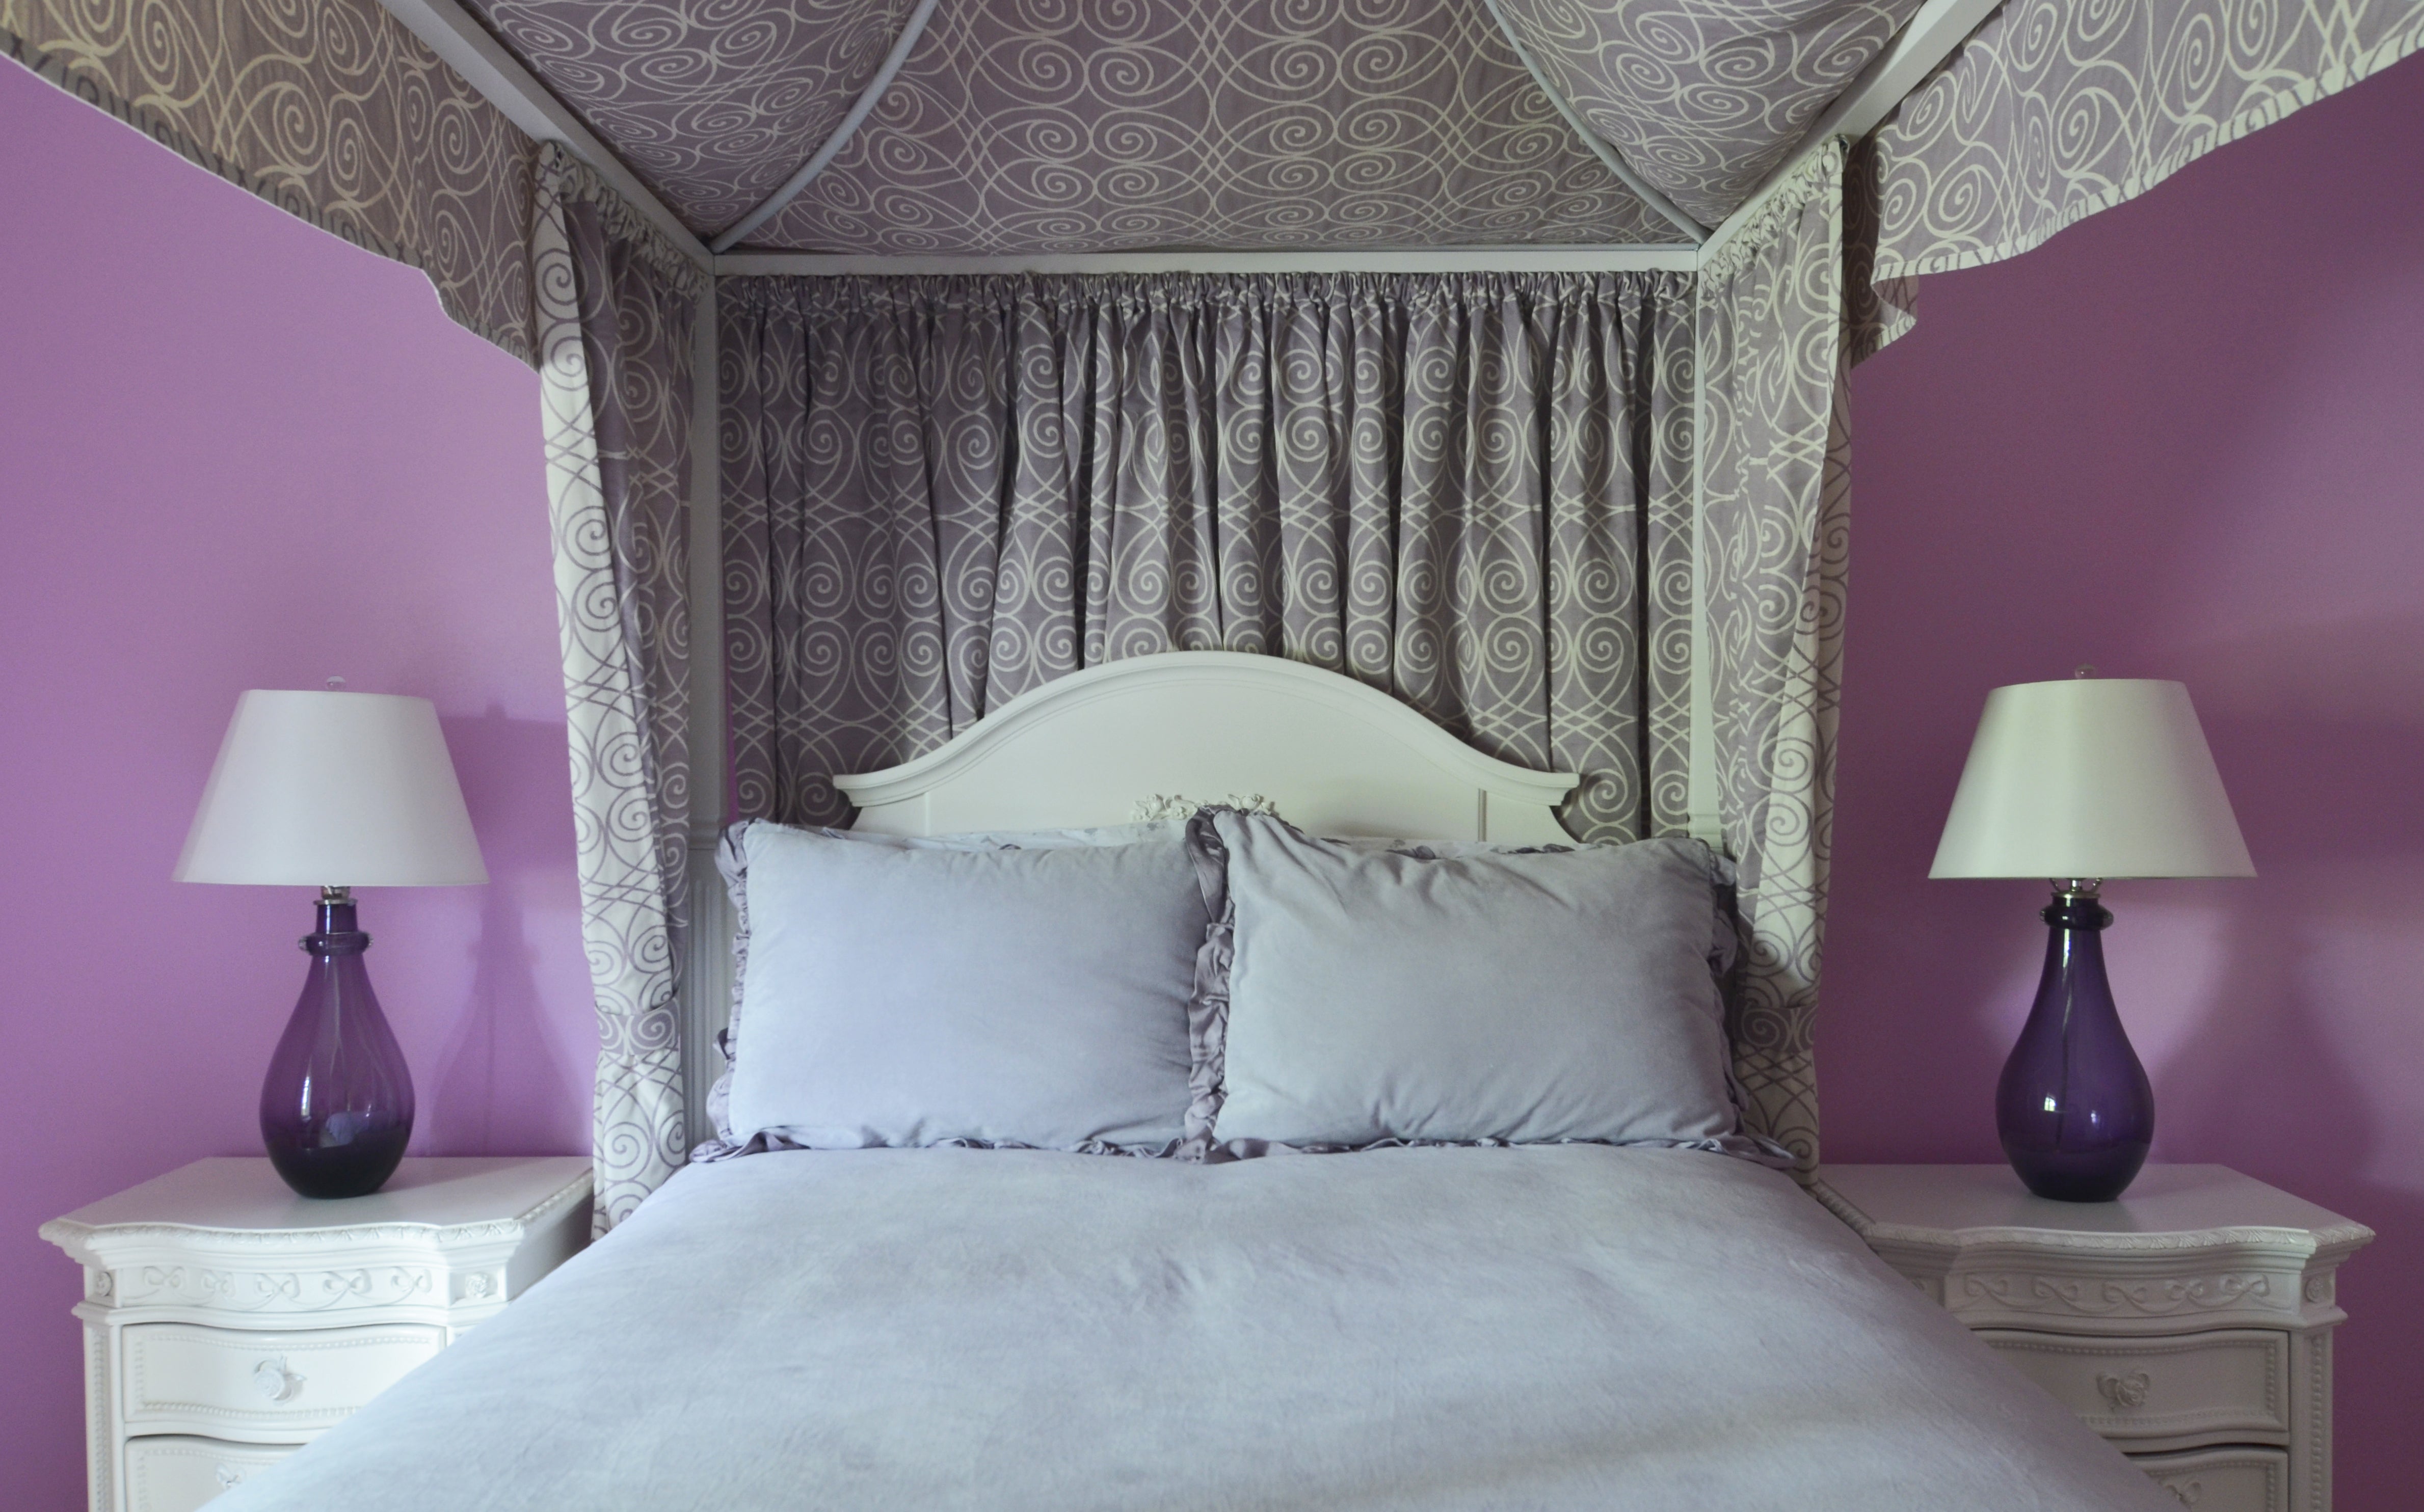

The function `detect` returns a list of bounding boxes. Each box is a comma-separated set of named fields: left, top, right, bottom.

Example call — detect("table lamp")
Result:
left=1930, top=673, right=2253, bottom=1202
left=175, top=687, right=488, bottom=1198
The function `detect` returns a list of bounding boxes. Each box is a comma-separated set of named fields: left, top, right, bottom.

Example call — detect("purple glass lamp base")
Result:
left=260, top=891, right=415, bottom=1199
left=1995, top=887, right=2154, bottom=1203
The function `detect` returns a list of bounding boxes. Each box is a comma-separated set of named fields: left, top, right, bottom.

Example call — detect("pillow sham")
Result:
left=711, top=819, right=1203, bottom=1156
left=1185, top=809, right=1770, bottom=1160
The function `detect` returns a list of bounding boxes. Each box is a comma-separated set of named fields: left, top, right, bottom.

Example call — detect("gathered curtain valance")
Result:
left=720, top=269, right=1700, bottom=847
left=1849, top=0, right=2424, bottom=359
left=2, top=0, right=541, bottom=361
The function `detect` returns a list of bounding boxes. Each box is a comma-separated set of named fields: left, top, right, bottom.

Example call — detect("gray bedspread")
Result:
left=220, top=1146, right=2171, bottom=1511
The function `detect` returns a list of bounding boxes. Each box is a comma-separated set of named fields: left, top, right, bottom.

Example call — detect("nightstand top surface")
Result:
left=1816, top=1163, right=2365, bottom=1245
left=49, top=1155, right=593, bottom=1236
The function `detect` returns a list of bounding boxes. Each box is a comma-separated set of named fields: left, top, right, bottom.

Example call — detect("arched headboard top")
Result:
left=835, top=652, right=1578, bottom=844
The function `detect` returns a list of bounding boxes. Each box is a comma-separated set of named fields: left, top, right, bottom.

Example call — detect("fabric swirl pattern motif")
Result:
left=759, top=0, right=1682, bottom=252
left=1696, top=142, right=1847, bottom=1170
left=1495, top=0, right=1924, bottom=227
left=465, top=0, right=911, bottom=238
left=535, top=145, right=706, bottom=1230
left=1867, top=0, right=2424, bottom=289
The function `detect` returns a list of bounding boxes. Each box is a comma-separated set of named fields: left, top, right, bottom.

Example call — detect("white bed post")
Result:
left=1685, top=292, right=1723, bottom=850
left=681, top=277, right=732, bottom=1153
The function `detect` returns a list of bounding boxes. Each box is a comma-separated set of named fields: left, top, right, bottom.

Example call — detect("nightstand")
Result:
left=1813, top=1164, right=2372, bottom=1512
left=40, top=1155, right=592, bottom=1512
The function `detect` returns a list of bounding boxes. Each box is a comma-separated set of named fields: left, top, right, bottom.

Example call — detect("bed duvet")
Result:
left=218, top=1144, right=2172, bottom=1511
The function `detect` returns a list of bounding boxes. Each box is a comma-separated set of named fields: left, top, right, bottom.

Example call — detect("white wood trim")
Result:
left=1686, top=346, right=1722, bottom=847
left=1799, top=0, right=2006, bottom=146
left=1695, top=0, right=2004, bottom=267
left=712, top=246, right=1700, bottom=277
left=680, top=279, right=730, bottom=1152
left=1476, top=0, right=1709, bottom=243
left=707, top=0, right=942, bottom=254
left=836, top=652, right=1577, bottom=816
left=370, top=0, right=711, bottom=266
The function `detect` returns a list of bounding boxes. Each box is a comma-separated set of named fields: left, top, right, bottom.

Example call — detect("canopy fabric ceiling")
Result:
left=464, top=0, right=1922, bottom=252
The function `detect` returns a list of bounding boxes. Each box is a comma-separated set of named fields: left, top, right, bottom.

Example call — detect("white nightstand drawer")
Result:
left=122, top=1322, right=446, bottom=1436
left=2132, top=1445, right=2287, bottom=1512
left=1977, top=1328, right=2287, bottom=1442
left=123, top=1436, right=299, bottom=1512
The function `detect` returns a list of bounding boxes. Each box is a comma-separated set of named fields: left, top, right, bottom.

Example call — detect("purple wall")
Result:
left=1830, top=53, right=2424, bottom=1508
left=0, top=61, right=593, bottom=1509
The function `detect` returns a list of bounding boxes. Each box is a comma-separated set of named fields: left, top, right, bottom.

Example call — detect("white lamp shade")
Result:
left=1930, top=679, right=2254, bottom=880
left=174, top=690, right=489, bottom=887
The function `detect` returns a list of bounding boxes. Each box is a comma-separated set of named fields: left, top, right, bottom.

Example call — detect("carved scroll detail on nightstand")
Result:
left=2158, top=1476, right=2203, bottom=1506
left=1959, top=1271, right=2271, bottom=1317
left=115, top=1263, right=439, bottom=1313
left=2094, top=1370, right=2151, bottom=1409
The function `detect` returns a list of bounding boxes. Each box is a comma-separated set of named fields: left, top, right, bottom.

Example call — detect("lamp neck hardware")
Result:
left=2043, top=880, right=2113, bottom=932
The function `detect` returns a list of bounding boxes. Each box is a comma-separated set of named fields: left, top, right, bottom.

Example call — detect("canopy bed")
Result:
left=207, top=650, right=2175, bottom=1512
left=6, top=0, right=2413, bottom=1505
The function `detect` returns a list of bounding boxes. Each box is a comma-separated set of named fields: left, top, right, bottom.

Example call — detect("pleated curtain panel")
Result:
left=532, top=145, right=704, bottom=1230
left=720, top=270, right=1698, bottom=846
left=1697, top=144, right=1851, bottom=1169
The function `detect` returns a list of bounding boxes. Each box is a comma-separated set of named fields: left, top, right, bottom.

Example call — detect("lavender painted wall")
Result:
left=0, top=60, right=593, bottom=1510
left=1830, top=52, right=2424, bottom=1508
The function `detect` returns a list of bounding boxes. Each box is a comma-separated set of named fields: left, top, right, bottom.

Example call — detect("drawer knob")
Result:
left=252, top=1356, right=306, bottom=1404
left=2096, top=1369, right=2152, bottom=1410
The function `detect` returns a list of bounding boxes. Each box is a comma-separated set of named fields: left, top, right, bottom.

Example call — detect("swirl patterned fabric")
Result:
left=1854, top=0, right=2424, bottom=354
left=535, top=145, right=707, bottom=1231
left=2, top=0, right=538, bottom=361
left=755, top=0, right=1683, bottom=253
left=721, top=270, right=1696, bottom=846
left=1696, top=142, right=1847, bottom=1170
left=1496, top=0, right=1924, bottom=228
left=464, top=0, right=908, bottom=238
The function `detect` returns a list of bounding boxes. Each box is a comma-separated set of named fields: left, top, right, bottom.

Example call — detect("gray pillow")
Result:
left=714, top=820, right=1202, bottom=1155
left=1186, top=809, right=1773, bottom=1160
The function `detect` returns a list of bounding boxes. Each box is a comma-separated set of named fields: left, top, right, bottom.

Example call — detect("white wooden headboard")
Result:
left=680, top=651, right=1579, bottom=1144
left=837, top=651, right=1579, bottom=843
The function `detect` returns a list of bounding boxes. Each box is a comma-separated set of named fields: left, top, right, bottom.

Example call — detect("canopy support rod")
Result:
left=709, top=0, right=943, bottom=254
left=1478, top=0, right=1709, bottom=245
left=716, top=246, right=1698, bottom=276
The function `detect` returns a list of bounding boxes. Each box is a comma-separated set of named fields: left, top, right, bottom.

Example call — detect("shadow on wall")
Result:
left=422, top=706, right=581, bottom=1155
